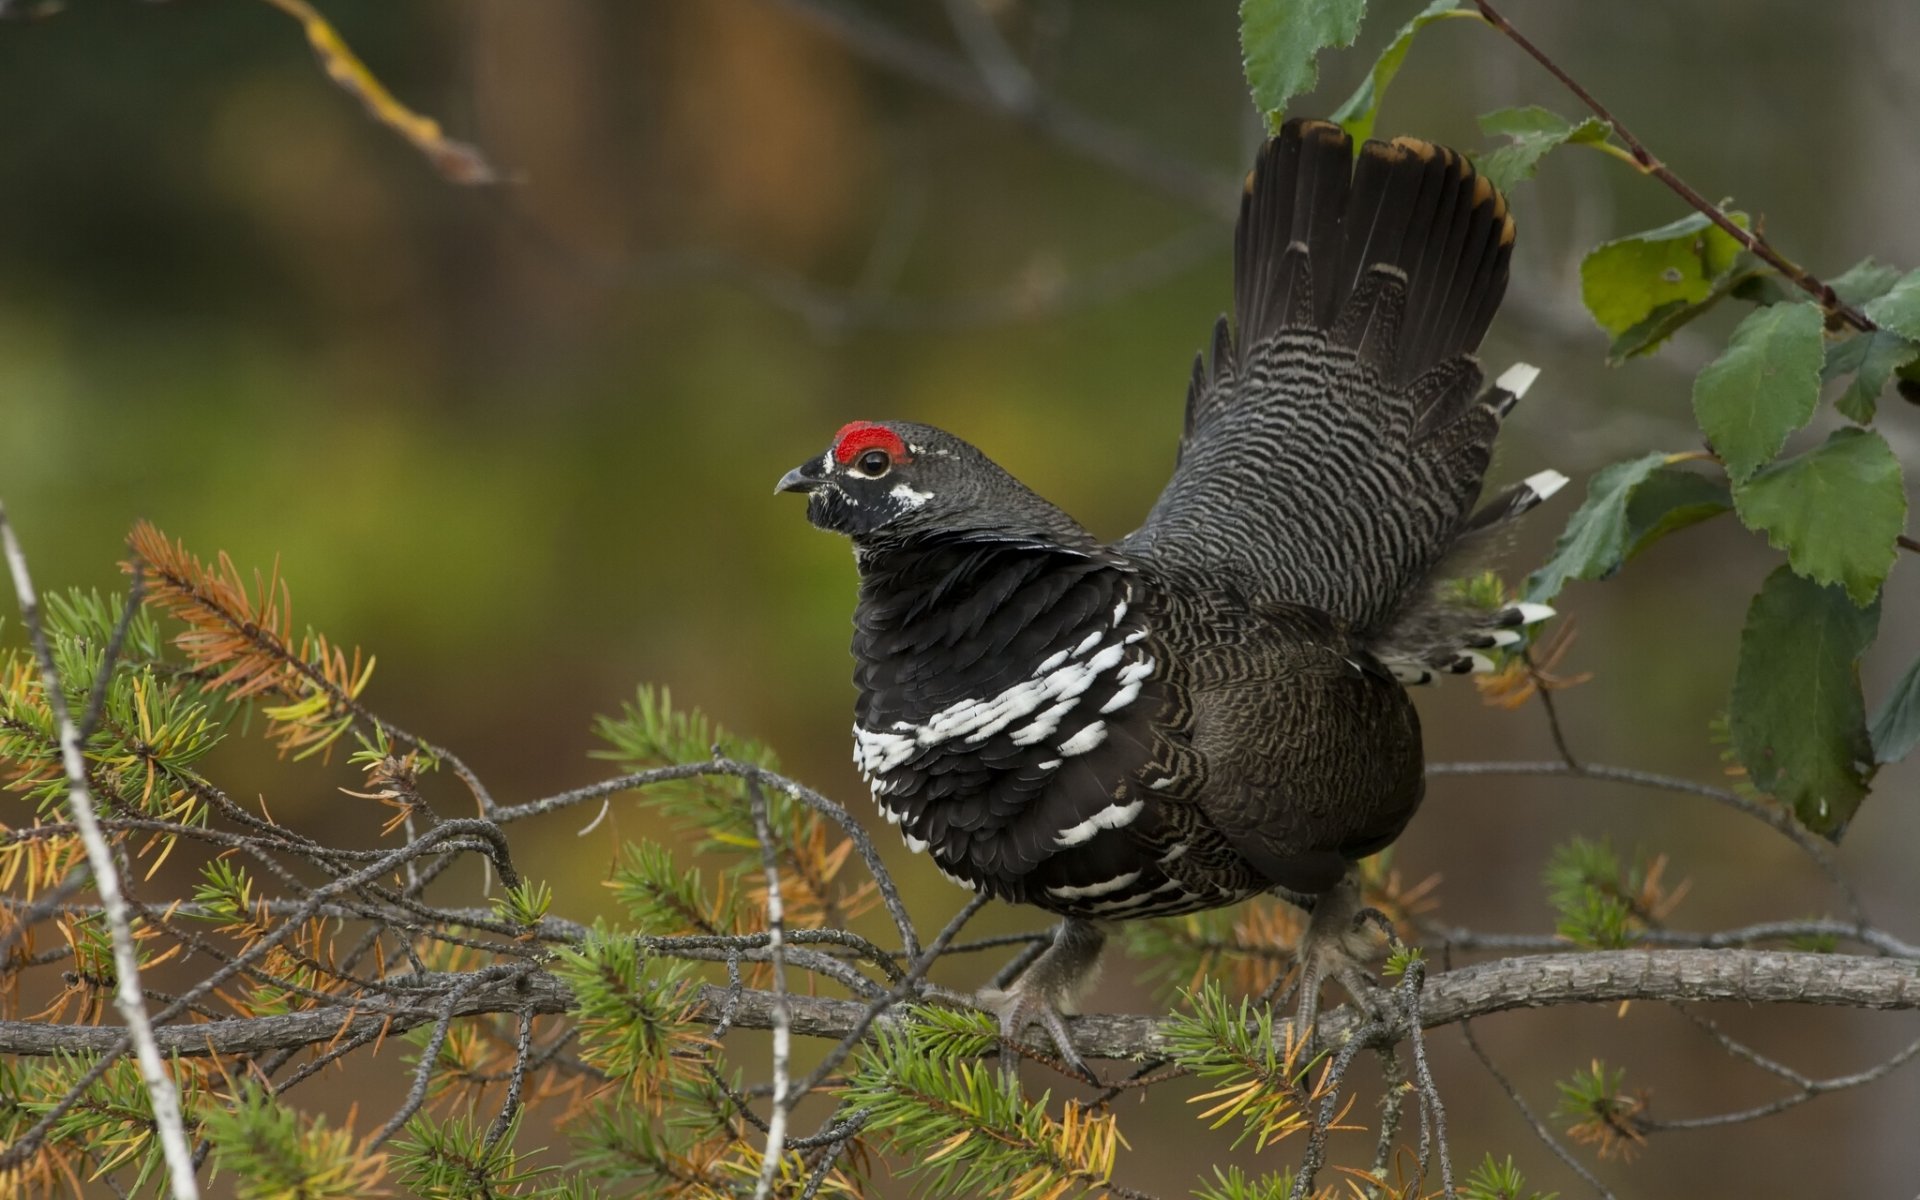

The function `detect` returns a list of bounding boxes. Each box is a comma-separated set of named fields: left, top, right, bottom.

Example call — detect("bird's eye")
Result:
left=853, top=449, right=892, bottom=478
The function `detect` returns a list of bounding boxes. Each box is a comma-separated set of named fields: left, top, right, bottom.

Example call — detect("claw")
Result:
left=982, top=985, right=1100, bottom=1085
left=979, top=918, right=1107, bottom=1087
left=1287, top=875, right=1394, bottom=1053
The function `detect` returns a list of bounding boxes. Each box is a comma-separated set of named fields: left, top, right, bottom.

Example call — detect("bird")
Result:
left=775, top=117, right=1564, bottom=1079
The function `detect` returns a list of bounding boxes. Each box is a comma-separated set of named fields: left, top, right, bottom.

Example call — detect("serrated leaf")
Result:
left=1240, top=0, right=1368, bottom=120
left=1828, top=258, right=1906, bottom=307
left=1822, top=330, right=1920, bottom=425
left=1580, top=212, right=1747, bottom=338
left=1863, top=268, right=1920, bottom=340
left=1474, top=104, right=1609, bottom=192
left=1522, top=453, right=1724, bottom=604
left=1331, top=0, right=1466, bottom=144
left=1730, top=567, right=1878, bottom=839
left=1733, top=427, right=1906, bottom=605
left=1691, top=300, right=1825, bottom=483
left=1869, top=654, right=1920, bottom=765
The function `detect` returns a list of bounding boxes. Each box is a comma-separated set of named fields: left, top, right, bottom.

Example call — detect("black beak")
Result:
left=775, top=458, right=825, bottom=495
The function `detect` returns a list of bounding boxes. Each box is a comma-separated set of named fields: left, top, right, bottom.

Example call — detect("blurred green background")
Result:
left=2, top=0, right=1917, bottom=1195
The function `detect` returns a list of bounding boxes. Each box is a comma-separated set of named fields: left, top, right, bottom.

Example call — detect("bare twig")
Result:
left=8, top=948, right=1915, bottom=1067
left=700, top=949, right=1920, bottom=1064
left=941, top=0, right=1036, bottom=110
left=1399, top=960, right=1453, bottom=1196
left=254, top=0, right=501, bottom=185
left=1460, top=1018, right=1616, bottom=1200
left=1426, top=759, right=1867, bottom=926
left=748, top=780, right=794, bottom=1200
left=0, top=505, right=201, bottom=1200
left=1469, top=0, right=1874, bottom=333
left=484, top=1008, right=538, bottom=1149
left=1649, top=1007, right=1920, bottom=1132
left=788, top=893, right=990, bottom=1102
left=766, top=0, right=1237, bottom=219
left=1419, top=918, right=1920, bottom=961
left=1523, top=647, right=1580, bottom=771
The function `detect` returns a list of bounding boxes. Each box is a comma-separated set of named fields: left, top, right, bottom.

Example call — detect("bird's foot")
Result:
left=978, top=918, right=1106, bottom=1087
left=978, top=983, right=1100, bottom=1086
left=1287, top=877, right=1395, bottom=1055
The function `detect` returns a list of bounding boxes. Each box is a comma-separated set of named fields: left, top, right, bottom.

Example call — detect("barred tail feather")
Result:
left=1384, top=601, right=1556, bottom=687
left=1127, top=119, right=1541, bottom=643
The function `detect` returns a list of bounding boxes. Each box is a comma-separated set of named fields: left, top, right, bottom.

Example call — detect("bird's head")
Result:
left=776, top=419, right=1091, bottom=548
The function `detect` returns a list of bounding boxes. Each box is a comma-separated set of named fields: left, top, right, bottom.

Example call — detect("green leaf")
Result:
left=1523, top=455, right=1725, bottom=604
left=1331, top=0, right=1467, bottom=144
left=1240, top=0, right=1368, bottom=121
left=1828, top=258, right=1906, bottom=307
left=1474, top=104, right=1609, bottom=192
left=1622, top=464, right=1732, bottom=548
left=1605, top=252, right=1766, bottom=364
left=1869, top=654, right=1920, bottom=765
left=1734, top=427, right=1906, bottom=605
left=1822, top=330, right=1920, bottom=424
left=1864, top=267, right=1920, bottom=340
left=1580, top=212, right=1747, bottom=338
left=1730, top=567, right=1879, bottom=838
left=1691, top=300, right=1825, bottom=483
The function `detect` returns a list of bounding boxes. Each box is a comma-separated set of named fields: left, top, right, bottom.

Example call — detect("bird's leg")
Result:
left=977, top=918, right=1105, bottom=1085
left=1288, top=872, right=1392, bottom=1051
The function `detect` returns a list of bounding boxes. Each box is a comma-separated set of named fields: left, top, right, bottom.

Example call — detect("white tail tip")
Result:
left=1523, top=469, right=1570, bottom=502
left=1497, top=362, right=1542, bottom=398
left=1489, top=629, right=1524, bottom=648
left=1465, top=652, right=1497, bottom=674
left=1512, top=602, right=1557, bottom=626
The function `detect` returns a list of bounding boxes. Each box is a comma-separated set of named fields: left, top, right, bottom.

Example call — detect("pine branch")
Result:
left=5, top=949, right=1913, bottom=1064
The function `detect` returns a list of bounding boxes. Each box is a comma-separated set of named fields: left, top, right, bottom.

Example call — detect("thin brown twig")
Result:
left=1524, top=647, right=1581, bottom=770
left=1427, top=759, right=1867, bottom=927
left=1470, top=0, right=1875, bottom=333
left=1648, top=1007, right=1920, bottom=1133
left=1459, top=1018, right=1616, bottom=1200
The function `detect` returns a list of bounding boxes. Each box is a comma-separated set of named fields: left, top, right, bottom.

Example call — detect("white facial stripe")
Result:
left=889, top=482, right=933, bottom=508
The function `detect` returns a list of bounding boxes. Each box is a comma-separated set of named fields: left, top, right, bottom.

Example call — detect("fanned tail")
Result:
left=1131, top=118, right=1565, bottom=658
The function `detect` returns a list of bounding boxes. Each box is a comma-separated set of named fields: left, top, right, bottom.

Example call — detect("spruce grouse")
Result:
left=777, top=118, right=1563, bottom=1076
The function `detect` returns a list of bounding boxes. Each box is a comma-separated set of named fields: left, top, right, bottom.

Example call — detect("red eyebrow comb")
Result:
left=832, top=422, right=910, bottom=464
